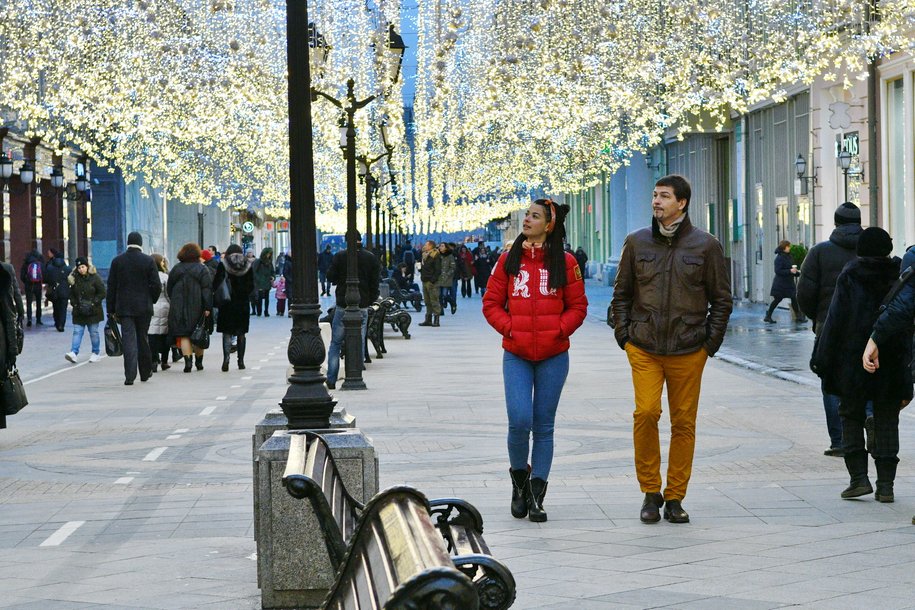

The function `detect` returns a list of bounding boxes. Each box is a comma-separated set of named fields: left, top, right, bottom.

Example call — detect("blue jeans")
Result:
left=822, top=391, right=843, bottom=448
left=326, top=306, right=368, bottom=384
left=503, top=350, right=569, bottom=480
left=71, top=323, right=100, bottom=355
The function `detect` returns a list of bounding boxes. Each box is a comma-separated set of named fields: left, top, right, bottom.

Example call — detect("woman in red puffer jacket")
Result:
left=483, top=199, right=588, bottom=523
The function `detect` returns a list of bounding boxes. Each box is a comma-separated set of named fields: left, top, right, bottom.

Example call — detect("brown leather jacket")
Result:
left=611, top=215, right=733, bottom=356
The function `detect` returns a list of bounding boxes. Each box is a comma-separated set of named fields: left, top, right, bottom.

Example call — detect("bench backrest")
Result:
left=323, top=486, right=479, bottom=610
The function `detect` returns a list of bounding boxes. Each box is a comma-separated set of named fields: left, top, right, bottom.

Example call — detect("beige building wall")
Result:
left=809, top=75, right=873, bottom=242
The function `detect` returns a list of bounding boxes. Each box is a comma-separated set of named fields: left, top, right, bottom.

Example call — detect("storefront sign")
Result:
left=242, top=221, right=255, bottom=233
left=835, top=131, right=859, bottom=158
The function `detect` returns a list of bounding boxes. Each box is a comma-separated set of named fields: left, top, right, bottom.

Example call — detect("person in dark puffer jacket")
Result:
left=814, top=227, right=911, bottom=504
left=484, top=199, right=588, bottom=524
left=64, top=257, right=106, bottom=364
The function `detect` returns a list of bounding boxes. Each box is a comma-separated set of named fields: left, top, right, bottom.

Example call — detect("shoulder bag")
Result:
left=105, top=317, right=123, bottom=357
left=3, top=366, right=28, bottom=415
left=215, top=276, right=232, bottom=307
left=190, top=314, right=210, bottom=349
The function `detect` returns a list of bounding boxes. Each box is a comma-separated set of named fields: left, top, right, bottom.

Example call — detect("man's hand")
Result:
left=204, top=310, right=211, bottom=317
left=862, top=338, right=879, bottom=373
left=901, top=398, right=911, bottom=411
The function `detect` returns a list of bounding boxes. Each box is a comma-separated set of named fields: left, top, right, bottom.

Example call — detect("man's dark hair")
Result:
left=655, top=174, right=691, bottom=210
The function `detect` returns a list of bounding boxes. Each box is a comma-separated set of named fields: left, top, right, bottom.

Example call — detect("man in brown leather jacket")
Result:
left=611, top=174, right=733, bottom=525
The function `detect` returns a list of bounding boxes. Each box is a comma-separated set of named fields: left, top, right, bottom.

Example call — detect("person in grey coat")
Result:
left=107, top=232, right=161, bottom=385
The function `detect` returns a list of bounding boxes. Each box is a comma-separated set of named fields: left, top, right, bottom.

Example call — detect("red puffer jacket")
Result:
left=483, top=247, right=588, bottom=361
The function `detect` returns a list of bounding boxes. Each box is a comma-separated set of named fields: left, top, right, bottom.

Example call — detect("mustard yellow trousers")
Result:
left=625, top=342, right=708, bottom=501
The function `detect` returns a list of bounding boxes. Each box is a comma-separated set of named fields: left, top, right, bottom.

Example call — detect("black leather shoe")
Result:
left=124, top=380, right=134, bottom=386
left=824, top=446, right=845, bottom=457
left=663, top=499, right=690, bottom=523
left=640, top=493, right=664, bottom=523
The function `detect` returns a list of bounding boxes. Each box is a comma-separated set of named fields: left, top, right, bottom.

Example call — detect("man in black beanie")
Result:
left=107, top=231, right=161, bottom=385
left=797, top=202, right=862, bottom=457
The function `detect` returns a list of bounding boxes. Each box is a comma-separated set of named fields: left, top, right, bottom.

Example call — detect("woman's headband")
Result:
left=539, top=199, right=557, bottom=234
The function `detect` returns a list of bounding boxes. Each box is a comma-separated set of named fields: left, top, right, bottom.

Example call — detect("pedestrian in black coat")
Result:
left=763, top=241, right=801, bottom=323
left=797, top=203, right=863, bottom=330
left=0, top=263, right=20, bottom=430
left=43, top=249, right=71, bottom=332
left=318, top=245, right=334, bottom=296
left=167, top=243, right=213, bottom=373
left=812, top=227, right=911, bottom=503
left=796, top=202, right=862, bottom=456
left=575, top=247, right=589, bottom=279
left=19, top=250, right=44, bottom=326
left=214, top=244, right=254, bottom=371
left=107, top=232, right=161, bottom=385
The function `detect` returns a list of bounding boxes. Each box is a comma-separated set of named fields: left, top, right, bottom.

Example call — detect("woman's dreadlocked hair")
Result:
left=503, top=199, right=571, bottom=291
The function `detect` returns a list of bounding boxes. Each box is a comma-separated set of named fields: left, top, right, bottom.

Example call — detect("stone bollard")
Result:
left=252, top=407, right=356, bottom=589
left=256, top=427, right=378, bottom=609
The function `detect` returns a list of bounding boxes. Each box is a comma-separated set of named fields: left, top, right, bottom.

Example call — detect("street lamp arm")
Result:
left=311, top=87, right=343, bottom=108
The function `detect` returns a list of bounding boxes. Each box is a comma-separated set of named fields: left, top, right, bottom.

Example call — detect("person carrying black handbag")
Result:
left=166, top=243, right=213, bottom=373
left=1, top=262, right=24, bottom=428
left=107, top=232, right=162, bottom=386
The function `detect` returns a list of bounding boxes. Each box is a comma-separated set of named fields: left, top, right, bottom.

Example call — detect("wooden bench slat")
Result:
left=282, top=433, right=308, bottom=481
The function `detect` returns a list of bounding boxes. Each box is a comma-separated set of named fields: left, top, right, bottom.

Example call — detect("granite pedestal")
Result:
left=256, top=427, right=377, bottom=609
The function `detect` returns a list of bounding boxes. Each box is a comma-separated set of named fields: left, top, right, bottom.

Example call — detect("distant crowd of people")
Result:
left=7, top=237, right=290, bottom=388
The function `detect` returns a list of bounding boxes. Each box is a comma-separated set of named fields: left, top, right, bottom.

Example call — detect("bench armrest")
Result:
left=452, top=553, right=517, bottom=610
left=282, top=474, right=348, bottom=567
left=429, top=497, right=485, bottom=533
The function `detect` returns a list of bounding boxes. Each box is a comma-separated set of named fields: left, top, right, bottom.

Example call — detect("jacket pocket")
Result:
left=680, top=255, right=705, bottom=285
left=635, top=253, right=658, bottom=284
left=628, top=309, right=655, bottom=346
left=675, top=313, right=707, bottom=351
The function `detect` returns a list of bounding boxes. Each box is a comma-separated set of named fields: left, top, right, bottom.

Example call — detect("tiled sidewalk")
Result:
left=2, top=293, right=915, bottom=609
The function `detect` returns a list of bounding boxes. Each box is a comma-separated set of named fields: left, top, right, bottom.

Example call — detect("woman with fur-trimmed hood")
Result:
left=64, top=257, right=106, bottom=364
left=214, top=244, right=255, bottom=371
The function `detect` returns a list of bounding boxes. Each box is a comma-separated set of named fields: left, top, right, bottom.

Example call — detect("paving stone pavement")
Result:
left=2, top=288, right=915, bottom=609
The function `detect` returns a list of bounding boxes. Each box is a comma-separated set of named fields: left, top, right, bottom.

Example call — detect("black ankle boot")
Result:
left=432, top=314, right=440, bottom=327
left=222, top=356, right=230, bottom=372
left=875, top=458, right=898, bottom=503
left=509, top=468, right=530, bottom=519
left=195, top=355, right=204, bottom=371
left=183, top=355, right=193, bottom=373
left=841, top=450, right=872, bottom=498
left=527, top=478, right=548, bottom=522
left=419, top=314, right=432, bottom=326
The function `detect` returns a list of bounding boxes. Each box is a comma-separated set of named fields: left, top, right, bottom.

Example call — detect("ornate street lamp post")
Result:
left=311, top=25, right=406, bottom=391
left=279, top=2, right=335, bottom=428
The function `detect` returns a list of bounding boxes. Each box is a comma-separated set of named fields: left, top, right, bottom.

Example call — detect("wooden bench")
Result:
left=382, top=297, right=412, bottom=341
left=283, top=432, right=516, bottom=610
left=320, top=485, right=479, bottom=609
left=385, top=278, right=423, bottom=312
left=366, top=301, right=388, bottom=359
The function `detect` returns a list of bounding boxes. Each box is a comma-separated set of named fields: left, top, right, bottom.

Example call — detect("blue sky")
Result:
left=400, top=2, right=418, bottom=107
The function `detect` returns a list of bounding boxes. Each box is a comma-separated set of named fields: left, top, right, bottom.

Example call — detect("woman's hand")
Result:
left=204, top=310, right=211, bottom=317
left=901, top=398, right=911, bottom=411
